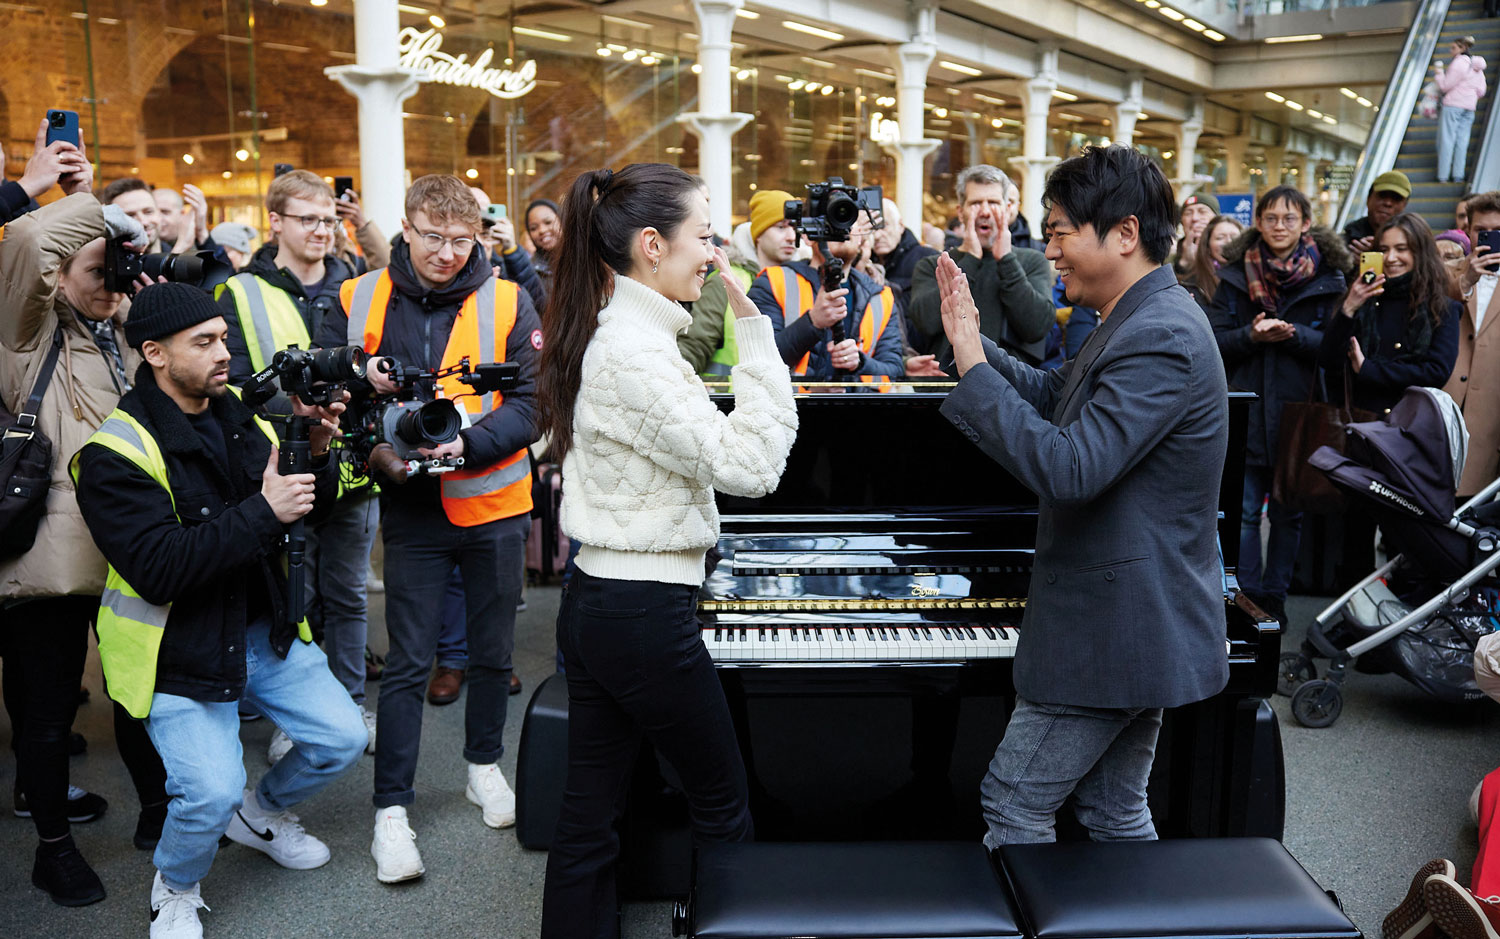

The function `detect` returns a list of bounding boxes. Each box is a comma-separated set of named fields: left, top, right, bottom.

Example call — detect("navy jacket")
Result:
left=1317, top=282, right=1461, bottom=415
left=940, top=265, right=1230, bottom=708
left=747, top=261, right=905, bottom=381
left=219, top=244, right=359, bottom=385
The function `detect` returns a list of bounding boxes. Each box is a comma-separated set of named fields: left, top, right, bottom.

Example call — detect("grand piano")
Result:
left=520, top=388, right=1284, bottom=897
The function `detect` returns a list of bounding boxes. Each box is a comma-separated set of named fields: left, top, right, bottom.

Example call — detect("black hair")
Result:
left=1042, top=145, right=1176, bottom=264
left=538, top=165, right=703, bottom=465
left=1255, top=186, right=1312, bottom=223
left=525, top=198, right=560, bottom=227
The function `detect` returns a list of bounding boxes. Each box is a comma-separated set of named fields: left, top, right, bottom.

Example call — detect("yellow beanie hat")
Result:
left=749, top=190, right=795, bottom=243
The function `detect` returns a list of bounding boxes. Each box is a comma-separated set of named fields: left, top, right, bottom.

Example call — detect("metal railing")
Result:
left=1335, top=0, right=1452, bottom=230
left=1471, top=72, right=1500, bottom=192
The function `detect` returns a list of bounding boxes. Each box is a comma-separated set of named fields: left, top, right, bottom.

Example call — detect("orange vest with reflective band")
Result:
left=763, top=266, right=896, bottom=391
left=339, top=270, right=533, bottom=527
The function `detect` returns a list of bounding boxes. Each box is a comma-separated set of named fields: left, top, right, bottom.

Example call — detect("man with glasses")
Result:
left=1447, top=190, right=1500, bottom=496
left=316, top=174, right=539, bottom=885
left=217, top=169, right=379, bottom=766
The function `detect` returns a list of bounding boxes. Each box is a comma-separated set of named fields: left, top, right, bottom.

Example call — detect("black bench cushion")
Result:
left=692, top=841, right=1024, bottom=939
left=996, top=838, right=1361, bottom=939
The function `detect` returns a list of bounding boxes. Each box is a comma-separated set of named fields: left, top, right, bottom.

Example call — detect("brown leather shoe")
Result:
left=427, top=667, right=465, bottom=705
left=509, top=673, right=523, bottom=696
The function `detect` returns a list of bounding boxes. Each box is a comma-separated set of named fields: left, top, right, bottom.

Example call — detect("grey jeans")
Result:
left=305, top=490, right=380, bottom=705
left=980, top=696, right=1163, bottom=848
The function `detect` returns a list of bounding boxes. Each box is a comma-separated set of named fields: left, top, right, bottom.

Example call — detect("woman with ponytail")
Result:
left=538, top=164, right=798, bottom=938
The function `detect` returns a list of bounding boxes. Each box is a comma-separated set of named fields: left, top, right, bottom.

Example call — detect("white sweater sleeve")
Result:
left=597, top=315, right=798, bottom=498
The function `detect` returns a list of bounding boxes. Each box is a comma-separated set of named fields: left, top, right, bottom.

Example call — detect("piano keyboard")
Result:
left=702, top=621, right=1019, bottom=664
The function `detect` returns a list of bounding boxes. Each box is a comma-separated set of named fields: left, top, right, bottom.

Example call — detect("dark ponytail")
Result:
left=538, top=163, right=704, bottom=464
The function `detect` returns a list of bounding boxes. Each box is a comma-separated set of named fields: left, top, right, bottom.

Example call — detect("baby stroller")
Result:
left=1277, top=386, right=1500, bottom=728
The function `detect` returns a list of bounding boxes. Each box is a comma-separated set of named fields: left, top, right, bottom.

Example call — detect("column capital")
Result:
left=676, top=112, right=754, bottom=135
left=882, top=138, right=943, bottom=160
left=1035, top=43, right=1060, bottom=83
left=908, top=0, right=939, bottom=41
left=1008, top=154, right=1059, bottom=172
left=324, top=64, right=425, bottom=102
left=895, top=39, right=938, bottom=74
left=1022, top=76, right=1056, bottom=115
left=691, top=0, right=744, bottom=48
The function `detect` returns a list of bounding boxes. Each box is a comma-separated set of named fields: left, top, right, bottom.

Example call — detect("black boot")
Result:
left=134, top=800, right=169, bottom=851
left=32, top=836, right=106, bottom=907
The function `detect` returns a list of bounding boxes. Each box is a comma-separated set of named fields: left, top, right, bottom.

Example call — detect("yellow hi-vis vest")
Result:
left=216, top=272, right=313, bottom=373
left=69, top=399, right=312, bottom=719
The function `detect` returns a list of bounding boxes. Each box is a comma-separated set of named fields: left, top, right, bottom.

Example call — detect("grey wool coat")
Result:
left=940, top=265, right=1230, bottom=709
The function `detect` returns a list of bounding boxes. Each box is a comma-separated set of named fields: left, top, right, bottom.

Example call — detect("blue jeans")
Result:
left=143, top=618, right=366, bottom=889
left=1238, top=465, right=1303, bottom=600
left=1439, top=104, right=1478, bottom=181
left=306, top=491, right=380, bottom=704
left=980, top=696, right=1163, bottom=848
left=436, top=565, right=468, bottom=670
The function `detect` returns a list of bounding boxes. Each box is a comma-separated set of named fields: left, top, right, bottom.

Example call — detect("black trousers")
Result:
left=1, top=595, right=167, bottom=840
left=541, top=570, right=752, bottom=939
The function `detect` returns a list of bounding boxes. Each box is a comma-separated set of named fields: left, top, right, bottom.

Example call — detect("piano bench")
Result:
left=675, top=841, right=1024, bottom=939
left=995, top=837, right=1361, bottom=939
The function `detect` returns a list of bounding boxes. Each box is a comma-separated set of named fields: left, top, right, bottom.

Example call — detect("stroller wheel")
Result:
left=1277, top=653, right=1316, bottom=697
left=1291, top=679, right=1343, bottom=728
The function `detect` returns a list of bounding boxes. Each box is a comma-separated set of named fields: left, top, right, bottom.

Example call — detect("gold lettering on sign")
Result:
left=397, top=28, right=537, bottom=100
left=910, top=584, right=941, bottom=597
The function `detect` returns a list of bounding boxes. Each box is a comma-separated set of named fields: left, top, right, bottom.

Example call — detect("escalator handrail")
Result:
left=1470, top=63, right=1500, bottom=192
left=1336, top=0, right=1453, bottom=230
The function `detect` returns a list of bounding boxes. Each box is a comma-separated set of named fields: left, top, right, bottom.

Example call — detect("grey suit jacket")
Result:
left=940, top=265, right=1230, bottom=709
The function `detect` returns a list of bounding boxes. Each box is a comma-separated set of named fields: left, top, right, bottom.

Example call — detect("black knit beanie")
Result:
left=124, top=283, right=223, bottom=349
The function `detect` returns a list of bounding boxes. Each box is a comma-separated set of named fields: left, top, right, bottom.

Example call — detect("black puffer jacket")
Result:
left=73, top=365, right=339, bottom=704
left=314, top=239, right=540, bottom=510
left=1208, top=227, right=1351, bottom=467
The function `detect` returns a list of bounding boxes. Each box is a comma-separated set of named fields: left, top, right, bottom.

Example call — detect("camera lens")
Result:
left=311, top=346, right=367, bottom=382
left=393, top=400, right=461, bottom=448
left=826, top=193, right=859, bottom=228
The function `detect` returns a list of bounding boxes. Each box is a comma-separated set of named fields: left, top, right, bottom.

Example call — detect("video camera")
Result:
left=102, top=238, right=235, bottom=297
left=242, top=345, right=367, bottom=411
left=345, top=357, right=520, bottom=481
left=783, top=177, right=883, bottom=246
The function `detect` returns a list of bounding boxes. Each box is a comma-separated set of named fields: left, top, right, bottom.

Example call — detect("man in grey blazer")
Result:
left=935, top=146, right=1229, bottom=847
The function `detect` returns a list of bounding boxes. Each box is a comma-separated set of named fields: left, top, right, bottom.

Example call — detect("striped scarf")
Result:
left=1244, top=234, right=1321, bottom=314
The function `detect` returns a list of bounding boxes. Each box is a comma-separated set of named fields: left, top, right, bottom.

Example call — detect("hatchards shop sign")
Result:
left=397, top=27, right=537, bottom=99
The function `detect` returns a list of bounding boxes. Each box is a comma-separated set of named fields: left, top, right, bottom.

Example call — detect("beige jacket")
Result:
left=1444, top=284, right=1500, bottom=496
left=0, top=193, right=140, bottom=599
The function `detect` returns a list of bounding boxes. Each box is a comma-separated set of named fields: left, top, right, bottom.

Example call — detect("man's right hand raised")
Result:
left=809, top=285, right=849, bottom=330
left=261, top=448, right=317, bottom=524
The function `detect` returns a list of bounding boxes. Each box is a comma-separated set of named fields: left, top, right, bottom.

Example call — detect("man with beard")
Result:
left=1343, top=170, right=1412, bottom=253
left=216, top=170, right=379, bottom=767
left=73, top=283, right=360, bottom=938
left=908, top=165, right=1055, bottom=373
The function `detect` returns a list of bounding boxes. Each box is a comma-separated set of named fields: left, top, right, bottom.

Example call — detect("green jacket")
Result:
left=908, top=246, right=1055, bottom=371
left=678, top=260, right=758, bottom=375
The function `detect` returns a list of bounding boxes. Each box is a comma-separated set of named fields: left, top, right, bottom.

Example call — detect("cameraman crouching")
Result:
left=73, top=284, right=366, bottom=937
left=316, top=174, right=538, bottom=884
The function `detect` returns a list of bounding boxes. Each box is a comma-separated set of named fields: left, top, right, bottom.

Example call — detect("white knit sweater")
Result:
left=563, top=274, right=798, bottom=586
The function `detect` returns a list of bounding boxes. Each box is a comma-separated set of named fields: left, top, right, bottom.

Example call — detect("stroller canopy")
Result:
left=1310, top=386, right=1469, bottom=522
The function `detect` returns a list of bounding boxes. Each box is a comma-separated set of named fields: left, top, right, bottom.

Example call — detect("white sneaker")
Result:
left=150, top=870, right=208, bottom=939
left=371, top=806, right=425, bottom=884
left=465, top=762, right=516, bottom=829
left=266, top=728, right=293, bottom=766
left=360, top=705, right=377, bottom=754
left=223, top=789, right=331, bottom=870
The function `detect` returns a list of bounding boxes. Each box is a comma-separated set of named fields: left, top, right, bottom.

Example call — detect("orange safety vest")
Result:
left=763, top=266, right=896, bottom=391
left=339, top=270, right=533, bottom=527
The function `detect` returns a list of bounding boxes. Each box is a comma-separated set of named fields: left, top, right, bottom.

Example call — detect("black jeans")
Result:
left=1, top=596, right=167, bottom=840
left=541, top=570, right=752, bottom=939
left=373, top=502, right=527, bottom=807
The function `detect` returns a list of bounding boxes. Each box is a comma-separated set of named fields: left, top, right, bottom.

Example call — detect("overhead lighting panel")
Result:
left=782, top=20, right=843, bottom=41
left=1203, top=29, right=1226, bottom=41
left=939, top=60, right=982, bottom=77
left=1052, top=89, right=1079, bottom=101
left=514, top=26, right=572, bottom=42
left=1265, top=34, right=1322, bottom=43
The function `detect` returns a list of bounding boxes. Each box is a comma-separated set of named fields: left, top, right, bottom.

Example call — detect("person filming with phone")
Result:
left=1446, top=191, right=1500, bottom=497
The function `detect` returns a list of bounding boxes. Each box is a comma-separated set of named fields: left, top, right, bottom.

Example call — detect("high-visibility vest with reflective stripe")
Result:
left=340, top=270, right=533, bottom=526
left=68, top=400, right=313, bottom=719
left=702, top=265, right=756, bottom=381
left=215, top=273, right=312, bottom=373
left=763, top=266, right=897, bottom=391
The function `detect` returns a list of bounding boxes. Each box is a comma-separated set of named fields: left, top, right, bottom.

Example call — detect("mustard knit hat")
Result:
left=749, top=190, right=795, bottom=243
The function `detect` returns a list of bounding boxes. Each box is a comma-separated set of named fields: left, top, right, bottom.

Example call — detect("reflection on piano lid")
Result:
left=701, top=598, right=1025, bottom=612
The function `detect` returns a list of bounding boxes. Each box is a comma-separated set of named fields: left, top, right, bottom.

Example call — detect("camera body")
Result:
left=102, top=239, right=235, bottom=297
left=783, top=177, right=883, bottom=244
left=262, top=346, right=367, bottom=407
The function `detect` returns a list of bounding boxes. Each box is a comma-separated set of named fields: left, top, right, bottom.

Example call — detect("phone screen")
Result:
left=334, top=176, right=354, bottom=200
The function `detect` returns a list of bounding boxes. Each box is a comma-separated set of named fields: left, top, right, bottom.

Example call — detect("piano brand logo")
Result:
left=910, top=584, right=941, bottom=597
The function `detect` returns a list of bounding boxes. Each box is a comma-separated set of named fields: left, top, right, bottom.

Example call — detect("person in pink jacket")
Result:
left=1435, top=36, right=1488, bottom=183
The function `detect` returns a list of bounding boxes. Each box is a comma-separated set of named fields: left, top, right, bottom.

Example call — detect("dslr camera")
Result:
left=102, top=238, right=234, bottom=297
left=243, top=345, right=368, bottom=409
left=783, top=178, right=883, bottom=245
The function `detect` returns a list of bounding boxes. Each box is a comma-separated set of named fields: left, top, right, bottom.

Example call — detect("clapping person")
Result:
left=1, top=119, right=92, bottom=226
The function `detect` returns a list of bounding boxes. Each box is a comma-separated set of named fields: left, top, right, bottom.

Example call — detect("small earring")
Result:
left=652, top=260, right=659, bottom=274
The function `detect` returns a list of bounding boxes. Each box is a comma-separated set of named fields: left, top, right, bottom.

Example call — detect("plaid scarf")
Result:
left=1244, top=234, right=1321, bottom=314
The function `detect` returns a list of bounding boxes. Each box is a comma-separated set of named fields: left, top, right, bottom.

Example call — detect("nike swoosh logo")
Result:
left=238, top=811, right=274, bottom=842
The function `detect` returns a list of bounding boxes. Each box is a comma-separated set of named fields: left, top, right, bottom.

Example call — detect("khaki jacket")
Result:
left=1443, top=282, right=1500, bottom=496
left=0, top=193, right=140, bottom=598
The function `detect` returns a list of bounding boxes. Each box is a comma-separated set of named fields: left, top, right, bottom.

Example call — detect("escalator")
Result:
left=1397, top=0, right=1500, bottom=229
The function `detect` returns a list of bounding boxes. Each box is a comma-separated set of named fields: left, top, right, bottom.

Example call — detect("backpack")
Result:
left=0, top=327, right=65, bottom=557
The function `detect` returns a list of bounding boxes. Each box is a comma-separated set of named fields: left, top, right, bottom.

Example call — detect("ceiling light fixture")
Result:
left=737, top=8, right=760, bottom=18
left=1265, top=34, right=1322, bottom=43
left=1285, top=100, right=1304, bottom=111
left=428, top=14, right=444, bottom=28
left=596, top=47, right=611, bottom=56
left=782, top=20, right=843, bottom=41
left=1159, top=8, right=1186, bottom=21
left=601, top=14, right=650, bottom=29
left=940, top=60, right=982, bottom=77
left=310, top=0, right=327, bottom=6
left=1322, top=115, right=1337, bottom=124
left=1264, top=91, right=1285, bottom=102
left=822, top=85, right=834, bottom=95
left=1183, top=19, right=1206, bottom=31
left=514, top=26, right=571, bottom=42
left=1202, top=29, right=1225, bottom=41
left=640, top=54, right=659, bottom=65
left=1306, top=109, right=1323, bottom=118
left=789, top=79, right=806, bottom=90
left=397, top=4, right=427, bottom=13
left=802, top=56, right=834, bottom=68
left=1356, top=95, right=1373, bottom=107
left=1052, top=89, right=1078, bottom=101
left=1340, top=87, right=1359, bottom=98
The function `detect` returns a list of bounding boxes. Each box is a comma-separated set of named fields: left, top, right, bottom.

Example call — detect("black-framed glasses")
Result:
left=407, top=221, right=476, bottom=256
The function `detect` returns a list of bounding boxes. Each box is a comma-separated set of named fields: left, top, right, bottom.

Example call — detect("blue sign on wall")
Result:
left=1217, top=193, right=1255, bottom=227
